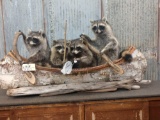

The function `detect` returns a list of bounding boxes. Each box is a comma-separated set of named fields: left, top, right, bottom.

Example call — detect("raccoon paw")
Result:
left=80, top=34, right=92, bottom=41
left=80, top=33, right=86, bottom=38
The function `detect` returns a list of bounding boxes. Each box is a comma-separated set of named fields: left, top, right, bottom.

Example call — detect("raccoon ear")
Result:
left=102, top=17, right=107, bottom=22
left=39, top=30, right=46, bottom=38
left=90, top=20, right=94, bottom=24
left=28, top=29, right=32, bottom=34
left=41, top=32, right=46, bottom=38
left=39, top=29, right=43, bottom=33
left=52, top=40, right=58, bottom=45
left=66, top=41, right=71, bottom=46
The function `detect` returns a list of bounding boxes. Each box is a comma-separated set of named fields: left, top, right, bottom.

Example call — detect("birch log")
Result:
left=0, top=49, right=147, bottom=89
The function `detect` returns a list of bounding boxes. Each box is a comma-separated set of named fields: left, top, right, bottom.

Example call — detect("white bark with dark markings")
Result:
left=0, top=49, right=150, bottom=96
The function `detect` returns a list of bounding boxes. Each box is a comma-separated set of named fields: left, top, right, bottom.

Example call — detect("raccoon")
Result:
left=119, top=49, right=133, bottom=63
left=81, top=17, right=119, bottom=64
left=50, top=39, right=71, bottom=68
left=70, top=39, right=97, bottom=68
left=21, top=30, right=51, bottom=67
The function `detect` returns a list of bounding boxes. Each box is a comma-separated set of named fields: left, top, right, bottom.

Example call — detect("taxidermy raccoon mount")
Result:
left=70, top=38, right=97, bottom=68
left=20, top=30, right=51, bottom=66
left=50, top=39, right=71, bottom=68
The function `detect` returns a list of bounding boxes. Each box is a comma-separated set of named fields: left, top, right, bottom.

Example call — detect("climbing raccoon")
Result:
left=81, top=17, right=119, bottom=64
left=50, top=39, right=71, bottom=68
left=21, top=30, right=51, bottom=67
left=70, top=39, right=97, bottom=68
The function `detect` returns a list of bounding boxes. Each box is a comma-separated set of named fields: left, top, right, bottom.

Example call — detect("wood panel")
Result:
left=158, top=0, right=160, bottom=81
left=14, top=105, right=83, bottom=120
left=149, top=101, right=160, bottom=120
left=44, top=0, right=101, bottom=43
left=0, top=0, right=5, bottom=59
left=105, top=0, right=158, bottom=80
left=0, top=110, right=12, bottom=120
left=1, top=98, right=160, bottom=120
left=85, top=101, right=149, bottom=120
left=2, top=0, right=44, bottom=58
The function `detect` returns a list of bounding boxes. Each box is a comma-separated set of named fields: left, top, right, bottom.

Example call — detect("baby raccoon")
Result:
left=70, top=39, right=97, bottom=68
left=50, top=39, right=71, bottom=68
left=81, top=17, right=119, bottom=64
left=21, top=30, right=51, bottom=67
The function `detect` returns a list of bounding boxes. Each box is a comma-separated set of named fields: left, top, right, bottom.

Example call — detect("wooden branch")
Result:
left=80, top=35, right=124, bottom=74
left=13, top=32, right=23, bottom=64
left=63, top=20, right=67, bottom=63
left=6, top=79, right=134, bottom=97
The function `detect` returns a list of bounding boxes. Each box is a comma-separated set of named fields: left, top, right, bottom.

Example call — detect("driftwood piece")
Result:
left=0, top=48, right=147, bottom=89
left=7, top=79, right=135, bottom=96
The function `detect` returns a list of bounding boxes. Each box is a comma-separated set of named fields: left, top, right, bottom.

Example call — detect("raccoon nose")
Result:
left=73, top=50, right=78, bottom=54
left=95, top=31, right=99, bottom=34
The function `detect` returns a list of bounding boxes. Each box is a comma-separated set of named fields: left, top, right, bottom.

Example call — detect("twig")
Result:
left=63, top=20, right=67, bottom=63
left=101, top=0, right=104, bottom=19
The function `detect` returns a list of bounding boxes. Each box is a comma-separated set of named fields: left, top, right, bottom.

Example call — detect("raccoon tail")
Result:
left=119, top=50, right=133, bottom=63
